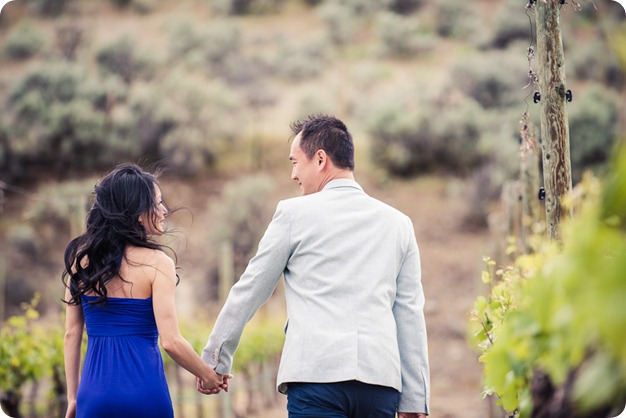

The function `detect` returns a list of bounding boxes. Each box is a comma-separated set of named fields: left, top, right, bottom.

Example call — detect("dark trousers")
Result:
left=286, top=380, right=400, bottom=418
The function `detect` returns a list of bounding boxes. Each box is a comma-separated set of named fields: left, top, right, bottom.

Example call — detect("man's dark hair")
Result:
left=290, top=114, right=355, bottom=171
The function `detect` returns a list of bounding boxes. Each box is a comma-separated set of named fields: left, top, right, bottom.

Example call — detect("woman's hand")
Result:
left=196, top=372, right=233, bottom=395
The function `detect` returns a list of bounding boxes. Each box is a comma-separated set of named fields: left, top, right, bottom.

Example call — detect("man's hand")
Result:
left=398, top=413, right=427, bottom=418
left=196, top=373, right=233, bottom=395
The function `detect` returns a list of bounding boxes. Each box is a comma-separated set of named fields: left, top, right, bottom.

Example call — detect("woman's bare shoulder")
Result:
left=125, top=246, right=174, bottom=270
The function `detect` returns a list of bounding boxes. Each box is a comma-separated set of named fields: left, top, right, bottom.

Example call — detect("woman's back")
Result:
left=99, top=246, right=161, bottom=299
left=76, top=248, right=174, bottom=418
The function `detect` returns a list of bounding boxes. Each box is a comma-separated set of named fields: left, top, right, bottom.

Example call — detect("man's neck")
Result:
left=317, top=169, right=355, bottom=192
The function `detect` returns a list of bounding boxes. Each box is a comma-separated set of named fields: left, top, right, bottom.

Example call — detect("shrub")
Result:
left=387, top=0, right=422, bottom=14
left=0, top=119, right=11, bottom=178
left=166, top=18, right=204, bottom=61
left=318, top=1, right=360, bottom=46
left=6, top=225, right=40, bottom=260
left=4, top=62, right=140, bottom=178
left=159, top=127, right=215, bottom=176
left=276, top=35, right=329, bottom=81
left=451, top=48, right=528, bottom=109
left=570, top=37, right=624, bottom=90
left=3, top=23, right=45, bottom=60
left=331, top=0, right=390, bottom=16
left=96, top=36, right=154, bottom=84
left=8, top=61, right=83, bottom=107
left=209, top=0, right=284, bottom=15
left=487, top=0, right=532, bottom=49
left=25, top=0, right=75, bottom=17
left=210, top=175, right=276, bottom=277
left=55, top=21, right=86, bottom=61
left=470, top=163, right=626, bottom=417
left=434, top=0, right=479, bottom=39
left=127, top=76, right=244, bottom=169
left=375, top=12, right=434, bottom=58
left=108, top=0, right=162, bottom=12
left=568, top=84, right=621, bottom=183
left=368, top=96, right=491, bottom=177
left=201, top=20, right=243, bottom=74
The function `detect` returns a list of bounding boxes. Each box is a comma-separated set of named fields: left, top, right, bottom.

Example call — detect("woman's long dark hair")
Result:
left=62, top=163, right=174, bottom=306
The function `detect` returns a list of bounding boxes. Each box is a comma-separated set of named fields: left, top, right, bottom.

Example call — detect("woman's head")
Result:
left=89, top=163, right=169, bottom=240
left=63, top=163, right=173, bottom=305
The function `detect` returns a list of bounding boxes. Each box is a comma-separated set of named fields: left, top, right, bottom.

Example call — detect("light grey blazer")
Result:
left=202, top=179, right=430, bottom=413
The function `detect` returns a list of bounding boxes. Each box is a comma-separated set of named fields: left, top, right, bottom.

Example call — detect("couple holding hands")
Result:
left=63, top=115, right=430, bottom=418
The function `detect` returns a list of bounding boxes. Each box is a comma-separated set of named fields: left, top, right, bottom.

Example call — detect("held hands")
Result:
left=196, top=372, right=233, bottom=395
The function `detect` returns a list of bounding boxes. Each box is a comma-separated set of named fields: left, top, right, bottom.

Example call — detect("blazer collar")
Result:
left=322, top=178, right=363, bottom=192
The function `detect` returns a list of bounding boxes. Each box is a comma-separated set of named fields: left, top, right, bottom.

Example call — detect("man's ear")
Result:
left=316, top=150, right=327, bottom=168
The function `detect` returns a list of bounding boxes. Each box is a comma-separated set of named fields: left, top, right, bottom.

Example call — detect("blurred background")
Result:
left=0, top=0, right=624, bottom=417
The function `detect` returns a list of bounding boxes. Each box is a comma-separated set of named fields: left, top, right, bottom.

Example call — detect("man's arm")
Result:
left=393, top=216, right=430, bottom=415
left=201, top=202, right=291, bottom=375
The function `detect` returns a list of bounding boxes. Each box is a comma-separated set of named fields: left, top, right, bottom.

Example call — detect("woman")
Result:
left=63, top=163, right=228, bottom=418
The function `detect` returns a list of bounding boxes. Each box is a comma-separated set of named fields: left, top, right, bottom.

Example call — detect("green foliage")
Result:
left=160, top=127, right=216, bottom=176
left=375, top=12, right=434, bottom=58
left=3, top=22, right=45, bottom=60
left=487, top=0, right=532, bottom=49
left=470, top=147, right=626, bottom=416
left=25, top=0, right=75, bottom=17
left=96, top=36, right=154, bottom=84
left=276, top=36, right=329, bottom=81
left=328, top=0, right=390, bottom=16
left=23, top=180, right=94, bottom=233
left=386, top=0, right=422, bottom=14
left=166, top=18, right=205, bottom=61
left=6, top=224, right=40, bottom=260
left=232, top=318, right=285, bottom=372
left=368, top=96, right=490, bottom=176
left=107, top=0, right=165, bottom=13
left=55, top=22, right=87, bottom=61
left=570, top=38, right=624, bottom=90
left=318, top=1, right=360, bottom=45
left=433, top=0, right=479, bottom=39
left=201, top=20, right=242, bottom=68
left=0, top=294, right=48, bottom=393
left=8, top=61, right=83, bottom=107
left=138, top=74, right=243, bottom=170
left=209, top=0, right=284, bottom=15
left=451, top=48, right=527, bottom=109
left=568, top=84, right=621, bottom=183
left=2, top=62, right=139, bottom=179
left=210, top=175, right=276, bottom=275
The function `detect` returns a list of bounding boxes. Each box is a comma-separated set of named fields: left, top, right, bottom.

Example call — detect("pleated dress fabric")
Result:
left=76, top=295, right=173, bottom=418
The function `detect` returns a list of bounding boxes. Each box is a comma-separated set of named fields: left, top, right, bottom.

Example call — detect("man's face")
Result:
left=289, top=133, right=320, bottom=196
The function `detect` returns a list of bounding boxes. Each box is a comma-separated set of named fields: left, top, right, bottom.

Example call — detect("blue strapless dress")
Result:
left=76, top=296, right=173, bottom=418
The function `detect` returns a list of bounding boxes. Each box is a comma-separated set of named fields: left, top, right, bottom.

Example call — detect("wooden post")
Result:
left=519, top=112, right=542, bottom=253
left=535, top=0, right=573, bottom=240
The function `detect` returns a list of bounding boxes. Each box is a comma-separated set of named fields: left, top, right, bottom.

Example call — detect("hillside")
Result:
left=0, top=0, right=624, bottom=417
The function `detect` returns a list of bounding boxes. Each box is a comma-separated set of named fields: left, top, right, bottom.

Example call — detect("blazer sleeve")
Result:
left=393, top=216, right=430, bottom=414
left=201, top=201, right=291, bottom=374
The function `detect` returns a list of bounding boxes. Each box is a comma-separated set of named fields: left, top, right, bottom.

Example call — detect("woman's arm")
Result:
left=151, top=253, right=228, bottom=390
left=64, top=287, right=84, bottom=418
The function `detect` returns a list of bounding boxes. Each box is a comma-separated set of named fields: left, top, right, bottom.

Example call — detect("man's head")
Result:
left=289, top=115, right=355, bottom=195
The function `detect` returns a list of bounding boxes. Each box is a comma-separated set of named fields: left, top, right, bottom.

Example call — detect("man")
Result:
left=200, top=115, right=430, bottom=417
